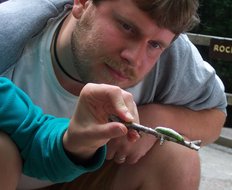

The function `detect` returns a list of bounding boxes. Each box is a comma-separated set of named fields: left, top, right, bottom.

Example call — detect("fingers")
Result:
left=106, top=133, right=156, bottom=165
left=121, top=90, right=139, bottom=123
left=113, top=154, right=127, bottom=164
left=127, top=129, right=141, bottom=142
left=79, top=83, right=137, bottom=123
left=99, top=122, right=128, bottom=139
left=105, top=138, right=123, bottom=160
left=105, top=137, right=132, bottom=164
left=67, top=83, right=140, bottom=161
left=106, top=147, right=140, bottom=165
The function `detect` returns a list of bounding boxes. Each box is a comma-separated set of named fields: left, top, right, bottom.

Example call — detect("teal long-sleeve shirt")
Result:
left=0, top=77, right=106, bottom=182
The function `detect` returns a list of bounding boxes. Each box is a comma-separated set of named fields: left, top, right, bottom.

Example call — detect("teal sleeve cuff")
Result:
left=23, top=118, right=106, bottom=182
left=0, top=78, right=106, bottom=182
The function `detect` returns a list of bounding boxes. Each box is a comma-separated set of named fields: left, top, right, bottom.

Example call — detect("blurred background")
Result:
left=190, top=0, right=232, bottom=128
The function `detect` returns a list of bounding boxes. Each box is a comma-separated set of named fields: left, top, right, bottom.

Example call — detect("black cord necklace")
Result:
left=53, top=22, right=84, bottom=83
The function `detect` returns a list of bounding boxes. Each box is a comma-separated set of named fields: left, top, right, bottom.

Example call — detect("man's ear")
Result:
left=74, top=0, right=89, bottom=6
left=72, top=0, right=90, bottom=19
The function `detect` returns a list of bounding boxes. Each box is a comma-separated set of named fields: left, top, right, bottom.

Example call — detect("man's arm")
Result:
left=1, top=78, right=139, bottom=182
left=138, top=103, right=226, bottom=146
left=0, top=77, right=106, bottom=182
left=0, top=0, right=73, bottom=73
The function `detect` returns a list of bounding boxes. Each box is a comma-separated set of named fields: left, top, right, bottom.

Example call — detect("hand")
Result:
left=106, top=131, right=157, bottom=164
left=62, top=83, right=139, bottom=162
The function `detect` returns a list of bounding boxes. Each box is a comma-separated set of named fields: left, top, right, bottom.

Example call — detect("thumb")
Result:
left=99, top=122, right=128, bottom=140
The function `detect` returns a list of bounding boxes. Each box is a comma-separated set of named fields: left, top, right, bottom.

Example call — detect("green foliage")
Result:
left=193, top=0, right=232, bottom=38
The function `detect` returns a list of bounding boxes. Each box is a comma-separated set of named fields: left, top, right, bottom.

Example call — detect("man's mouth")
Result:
left=105, top=64, right=130, bottom=81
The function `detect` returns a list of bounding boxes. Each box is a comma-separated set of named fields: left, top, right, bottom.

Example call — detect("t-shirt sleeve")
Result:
left=154, top=34, right=227, bottom=113
left=0, top=0, right=73, bottom=74
left=0, top=77, right=106, bottom=182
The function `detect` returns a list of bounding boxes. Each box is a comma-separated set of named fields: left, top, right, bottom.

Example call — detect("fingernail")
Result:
left=125, top=111, right=134, bottom=120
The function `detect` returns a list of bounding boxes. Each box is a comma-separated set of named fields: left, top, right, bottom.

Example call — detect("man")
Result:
left=0, top=0, right=227, bottom=189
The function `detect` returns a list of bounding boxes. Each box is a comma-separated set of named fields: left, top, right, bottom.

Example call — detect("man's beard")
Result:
left=70, top=20, right=97, bottom=84
left=70, top=21, right=137, bottom=87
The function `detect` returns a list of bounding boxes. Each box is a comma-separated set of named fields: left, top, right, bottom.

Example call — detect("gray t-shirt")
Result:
left=2, top=15, right=227, bottom=118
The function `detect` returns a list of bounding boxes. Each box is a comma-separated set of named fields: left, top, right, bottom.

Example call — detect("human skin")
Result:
left=53, top=0, right=226, bottom=189
left=0, top=132, right=22, bottom=190
left=56, top=0, right=175, bottom=89
left=63, top=83, right=140, bottom=163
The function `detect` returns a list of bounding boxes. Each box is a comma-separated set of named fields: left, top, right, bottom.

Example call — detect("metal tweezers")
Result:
left=109, top=115, right=201, bottom=151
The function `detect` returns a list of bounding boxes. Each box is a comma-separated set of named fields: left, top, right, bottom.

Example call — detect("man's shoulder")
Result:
left=168, top=34, right=192, bottom=53
left=0, top=0, right=73, bottom=74
left=160, top=33, right=197, bottom=65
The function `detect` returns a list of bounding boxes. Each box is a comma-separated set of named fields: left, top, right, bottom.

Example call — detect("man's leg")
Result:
left=40, top=141, right=200, bottom=190
left=0, top=132, right=22, bottom=190
left=111, top=141, right=200, bottom=190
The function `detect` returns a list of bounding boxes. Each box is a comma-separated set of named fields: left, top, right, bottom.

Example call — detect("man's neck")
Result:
left=51, top=15, right=85, bottom=96
left=51, top=47, right=85, bottom=96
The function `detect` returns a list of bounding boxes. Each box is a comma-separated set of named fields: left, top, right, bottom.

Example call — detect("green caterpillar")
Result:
left=155, top=127, right=184, bottom=142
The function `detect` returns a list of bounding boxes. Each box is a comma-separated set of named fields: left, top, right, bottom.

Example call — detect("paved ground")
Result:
left=199, top=128, right=232, bottom=190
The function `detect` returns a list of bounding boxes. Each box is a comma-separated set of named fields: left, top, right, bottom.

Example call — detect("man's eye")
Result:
left=149, top=41, right=161, bottom=49
left=120, top=22, right=133, bottom=32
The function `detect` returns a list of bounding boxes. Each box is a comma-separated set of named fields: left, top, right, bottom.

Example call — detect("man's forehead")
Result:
left=101, top=1, right=175, bottom=46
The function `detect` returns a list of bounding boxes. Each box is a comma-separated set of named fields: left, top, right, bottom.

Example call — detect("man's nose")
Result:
left=120, top=42, right=147, bottom=67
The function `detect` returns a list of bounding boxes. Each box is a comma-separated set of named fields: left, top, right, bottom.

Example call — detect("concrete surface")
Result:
left=216, top=128, right=232, bottom=149
left=199, top=128, right=232, bottom=190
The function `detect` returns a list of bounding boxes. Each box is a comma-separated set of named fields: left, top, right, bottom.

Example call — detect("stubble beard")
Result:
left=70, top=20, right=137, bottom=87
left=70, top=22, right=120, bottom=86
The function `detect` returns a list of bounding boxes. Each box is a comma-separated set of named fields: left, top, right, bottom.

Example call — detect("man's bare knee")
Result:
left=111, top=141, right=200, bottom=190
left=147, top=142, right=200, bottom=190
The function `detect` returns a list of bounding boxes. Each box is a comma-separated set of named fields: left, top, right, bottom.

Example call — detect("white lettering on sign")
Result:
left=213, top=45, right=232, bottom=54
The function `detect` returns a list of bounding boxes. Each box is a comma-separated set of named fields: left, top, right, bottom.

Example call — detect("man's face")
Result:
left=71, top=0, right=175, bottom=89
